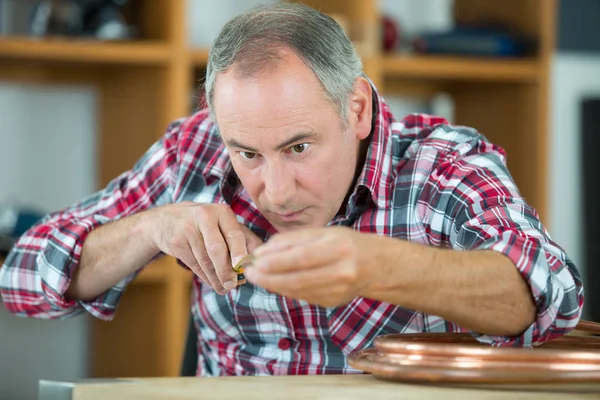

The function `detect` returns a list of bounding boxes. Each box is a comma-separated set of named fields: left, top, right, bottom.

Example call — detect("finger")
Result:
left=252, top=239, right=342, bottom=274
left=217, top=212, right=249, bottom=269
left=239, top=224, right=264, bottom=254
left=245, top=262, right=347, bottom=294
left=187, top=230, right=227, bottom=294
left=254, top=229, right=322, bottom=256
left=176, top=247, right=209, bottom=286
left=199, top=213, right=236, bottom=291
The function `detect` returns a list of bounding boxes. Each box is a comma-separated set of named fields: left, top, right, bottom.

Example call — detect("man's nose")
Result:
left=263, top=161, right=295, bottom=208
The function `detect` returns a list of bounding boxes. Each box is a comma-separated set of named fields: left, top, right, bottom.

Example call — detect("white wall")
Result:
left=548, top=53, right=600, bottom=317
left=380, top=0, right=453, bottom=45
left=0, top=83, right=97, bottom=400
left=0, top=307, right=91, bottom=400
left=188, top=0, right=278, bottom=47
left=0, top=83, right=98, bottom=210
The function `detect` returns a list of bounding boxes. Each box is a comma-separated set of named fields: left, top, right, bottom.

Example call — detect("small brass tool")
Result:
left=233, top=255, right=254, bottom=282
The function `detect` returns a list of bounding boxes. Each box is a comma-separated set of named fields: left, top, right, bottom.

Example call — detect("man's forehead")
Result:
left=214, top=52, right=328, bottom=110
left=214, top=80, right=331, bottom=135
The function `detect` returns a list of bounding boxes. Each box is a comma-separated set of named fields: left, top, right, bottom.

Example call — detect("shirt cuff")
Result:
left=468, top=231, right=557, bottom=347
left=38, top=215, right=126, bottom=321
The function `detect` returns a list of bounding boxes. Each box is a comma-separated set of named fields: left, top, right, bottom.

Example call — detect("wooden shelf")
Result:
left=190, top=48, right=210, bottom=67
left=0, top=37, right=171, bottom=65
left=381, top=54, right=540, bottom=82
left=133, top=256, right=192, bottom=286
left=0, top=38, right=541, bottom=83
left=189, top=49, right=540, bottom=83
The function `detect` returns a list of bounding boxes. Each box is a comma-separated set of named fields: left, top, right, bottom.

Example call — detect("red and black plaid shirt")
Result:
left=0, top=84, right=584, bottom=376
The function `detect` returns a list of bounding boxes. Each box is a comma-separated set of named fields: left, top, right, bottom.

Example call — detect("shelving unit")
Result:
left=0, top=0, right=556, bottom=378
left=381, top=55, right=540, bottom=82
left=0, top=37, right=171, bottom=65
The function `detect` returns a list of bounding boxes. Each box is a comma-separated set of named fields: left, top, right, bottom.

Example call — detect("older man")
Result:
left=0, top=3, right=583, bottom=376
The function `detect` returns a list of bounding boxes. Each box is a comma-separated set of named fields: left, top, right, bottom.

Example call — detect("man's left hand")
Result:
left=244, top=227, right=382, bottom=307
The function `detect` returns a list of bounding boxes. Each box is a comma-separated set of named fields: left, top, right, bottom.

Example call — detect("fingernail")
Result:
left=232, top=256, right=244, bottom=267
left=223, top=281, right=236, bottom=291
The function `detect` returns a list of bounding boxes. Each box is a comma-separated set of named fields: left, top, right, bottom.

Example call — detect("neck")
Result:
left=336, top=134, right=372, bottom=218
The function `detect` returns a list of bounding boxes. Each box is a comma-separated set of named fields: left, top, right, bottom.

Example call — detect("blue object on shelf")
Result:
left=413, top=27, right=534, bottom=57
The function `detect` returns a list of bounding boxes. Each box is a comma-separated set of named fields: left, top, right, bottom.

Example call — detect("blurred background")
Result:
left=0, top=0, right=598, bottom=398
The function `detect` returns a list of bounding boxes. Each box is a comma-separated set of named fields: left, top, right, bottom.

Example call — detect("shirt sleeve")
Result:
left=417, top=124, right=584, bottom=347
left=0, top=118, right=184, bottom=321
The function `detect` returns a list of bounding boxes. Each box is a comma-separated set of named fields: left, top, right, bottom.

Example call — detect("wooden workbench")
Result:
left=39, top=374, right=600, bottom=400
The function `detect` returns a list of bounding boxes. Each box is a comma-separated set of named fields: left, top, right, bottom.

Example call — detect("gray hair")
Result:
left=204, top=2, right=364, bottom=128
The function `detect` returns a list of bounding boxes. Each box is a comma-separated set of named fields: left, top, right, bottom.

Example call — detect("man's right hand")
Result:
left=146, top=202, right=263, bottom=294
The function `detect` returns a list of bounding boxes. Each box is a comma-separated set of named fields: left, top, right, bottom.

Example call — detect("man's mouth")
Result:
left=273, top=208, right=307, bottom=222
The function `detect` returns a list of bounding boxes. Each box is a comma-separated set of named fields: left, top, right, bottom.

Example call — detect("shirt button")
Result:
left=278, top=338, right=292, bottom=350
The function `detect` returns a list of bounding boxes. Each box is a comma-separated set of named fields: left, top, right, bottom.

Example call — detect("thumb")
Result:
left=239, top=224, right=264, bottom=253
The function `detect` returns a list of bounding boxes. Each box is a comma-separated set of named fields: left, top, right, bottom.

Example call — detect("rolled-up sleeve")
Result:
left=0, top=119, right=184, bottom=320
left=418, top=125, right=584, bottom=347
left=456, top=194, right=583, bottom=346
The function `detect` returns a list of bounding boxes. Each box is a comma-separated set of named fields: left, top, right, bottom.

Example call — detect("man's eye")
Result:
left=290, top=143, right=310, bottom=154
left=239, top=151, right=257, bottom=160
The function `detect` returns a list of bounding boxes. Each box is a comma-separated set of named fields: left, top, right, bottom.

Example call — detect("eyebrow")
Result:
left=225, top=131, right=318, bottom=153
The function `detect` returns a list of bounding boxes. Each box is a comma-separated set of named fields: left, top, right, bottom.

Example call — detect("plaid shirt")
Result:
left=0, top=85, right=584, bottom=376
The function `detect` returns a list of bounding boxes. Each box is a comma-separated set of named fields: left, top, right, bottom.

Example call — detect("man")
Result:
left=0, top=4, right=584, bottom=376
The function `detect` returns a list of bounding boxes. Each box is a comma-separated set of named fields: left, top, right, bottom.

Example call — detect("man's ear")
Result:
left=348, top=76, right=372, bottom=140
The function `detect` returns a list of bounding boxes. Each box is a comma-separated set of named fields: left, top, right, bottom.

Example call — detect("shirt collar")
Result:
left=348, top=79, right=394, bottom=211
left=202, top=127, right=235, bottom=188
left=202, top=78, right=395, bottom=211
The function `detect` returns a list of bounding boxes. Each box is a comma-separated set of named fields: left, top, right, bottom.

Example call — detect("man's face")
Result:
left=214, top=50, right=372, bottom=232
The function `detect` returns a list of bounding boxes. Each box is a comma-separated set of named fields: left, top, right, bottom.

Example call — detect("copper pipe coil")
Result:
left=348, top=320, right=600, bottom=385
